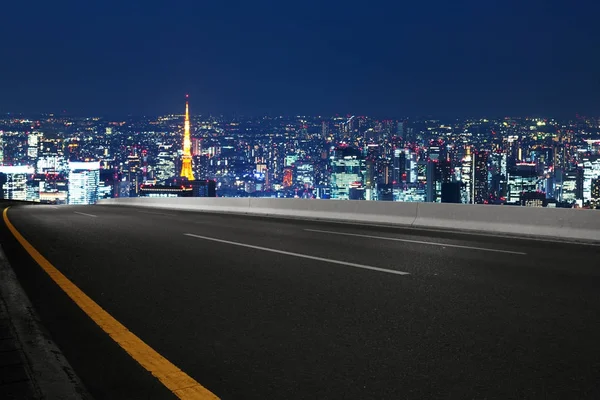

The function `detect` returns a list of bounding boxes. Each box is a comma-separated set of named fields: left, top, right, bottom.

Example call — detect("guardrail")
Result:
left=97, top=197, right=600, bottom=243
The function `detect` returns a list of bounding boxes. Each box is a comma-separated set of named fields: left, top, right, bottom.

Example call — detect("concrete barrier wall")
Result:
left=97, top=197, right=600, bottom=242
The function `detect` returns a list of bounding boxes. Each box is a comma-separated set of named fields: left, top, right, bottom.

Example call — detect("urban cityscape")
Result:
left=1, top=99, right=600, bottom=209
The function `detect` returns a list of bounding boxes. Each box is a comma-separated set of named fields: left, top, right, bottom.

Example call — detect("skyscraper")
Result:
left=426, top=159, right=449, bottom=203
left=581, top=156, right=600, bottom=202
left=473, top=151, right=489, bottom=204
left=560, top=168, right=584, bottom=205
left=180, top=95, right=194, bottom=180
left=392, top=148, right=405, bottom=185
left=460, top=148, right=473, bottom=204
left=507, top=163, right=538, bottom=204
left=591, top=178, right=600, bottom=209
left=321, top=121, right=329, bottom=140
left=126, top=153, right=141, bottom=196
left=68, top=161, right=100, bottom=205
left=330, top=146, right=365, bottom=200
left=28, top=132, right=40, bottom=162
left=0, top=166, right=34, bottom=201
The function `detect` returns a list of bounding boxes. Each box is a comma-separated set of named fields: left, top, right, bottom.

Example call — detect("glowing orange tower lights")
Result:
left=180, top=94, right=194, bottom=180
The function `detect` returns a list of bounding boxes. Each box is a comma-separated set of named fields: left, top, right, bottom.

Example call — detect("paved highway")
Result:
left=2, top=204, right=600, bottom=399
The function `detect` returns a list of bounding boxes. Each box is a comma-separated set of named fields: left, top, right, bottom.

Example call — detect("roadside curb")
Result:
left=0, top=244, right=91, bottom=399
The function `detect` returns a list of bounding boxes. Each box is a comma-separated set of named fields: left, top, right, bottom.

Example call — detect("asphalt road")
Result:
left=1, top=204, right=600, bottom=399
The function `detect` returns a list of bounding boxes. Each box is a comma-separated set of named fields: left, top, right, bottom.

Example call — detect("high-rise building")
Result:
left=191, top=138, right=201, bottom=157
left=68, top=161, right=100, bottom=205
left=405, top=149, right=417, bottom=183
left=473, top=151, right=489, bottom=204
left=36, top=138, right=65, bottom=174
left=507, top=163, right=538, bottom=204
left=426, top=161, right=437, bottom=202
left=156, top=147, right=176, bottom=183
left=190, top=180, right=217, bottom=197
left=392, top=148, right=405, bottom=184
left=282, top=167, right=294, bottom=188
left=425, top=160, right=448, bottom=203
left=296, top=162, right=314, bottom=187
left=460, top=148, right=473, bottom=204
left=321, top=121, right=329, bottom=140
left=581, top=156, right=600, bottom=202
left=126, top=153, right=141, bottom=196
left=520, top=191, right=546, bottom=207
left=285, top=155, right=298, bottom=167
left=427, top=140, right=445, bottom=162
left=396, top=121, right=404, bottom=137
left=180, top=95, right=194, bottom=180
left=330, top=146, right=365, bottom=200
left=0, top=166, right=34, bottom=201
left=364, top=159, right=375, bottom=200
left=416, top=161, right=427, bottom=184
left=27, top=132, right=41, bottom=161
left=396, top=183, right=426, bottom=202
left=489, top=151, right=507, bottom=198
left=591, top=178, right=600, bottom=209
left=560, top=168, right=584, bottom=204
left=376, top=183, right=393, bottom=201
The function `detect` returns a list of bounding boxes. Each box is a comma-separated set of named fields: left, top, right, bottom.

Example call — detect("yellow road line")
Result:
left=2, top=207, right=219, bottom=400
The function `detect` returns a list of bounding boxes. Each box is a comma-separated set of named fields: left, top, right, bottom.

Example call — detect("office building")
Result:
left=560, top=168, right=583, bottom=204
left=296, top=162, right=315, bottom=187
left=396, top=183, right=426, bottom=202
left=191, top=138, right=201, bottom=157
left=190, top=180, right=216, bottom=197
left=460, top=148, right=473, bottom=204
left=330, top=146, right=365, bottom=200
left=520, top=191, right=546, bottom=207
left=0, top=165, right=35, bottom=201
left=473, top=151, right=489, bottom=204
left=392, top=148, right=405, bottom=184
left=582, top=157, right=600, bottom=201
left=283, top=167, right=294, bottom=187
left=68, top=161, right=100, bottom=205
left=155, top=149, right=176, bottom=183
left=591, top=178, right=600, bottom=209
left=28, top=132, right=40, bottom=161
left=377, top=183, right=393, bottom=201
left=507, top=163, right=538, bottom=204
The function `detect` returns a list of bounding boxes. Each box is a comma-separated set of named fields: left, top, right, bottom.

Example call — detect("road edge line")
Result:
left=2, top=207, right=219, bottom=400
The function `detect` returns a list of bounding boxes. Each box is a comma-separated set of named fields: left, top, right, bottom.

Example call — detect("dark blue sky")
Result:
left=2, top=0, right=599, bottom=117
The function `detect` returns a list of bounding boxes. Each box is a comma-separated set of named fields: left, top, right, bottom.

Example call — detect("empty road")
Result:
left=1, top=204, right=599, bottom=399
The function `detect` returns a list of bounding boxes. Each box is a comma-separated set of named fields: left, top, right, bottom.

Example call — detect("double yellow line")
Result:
left=3, top=208, right=218, bottom=400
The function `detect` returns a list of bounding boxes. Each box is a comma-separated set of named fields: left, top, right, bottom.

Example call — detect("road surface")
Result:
left=1, top=204, right=599, bottom=399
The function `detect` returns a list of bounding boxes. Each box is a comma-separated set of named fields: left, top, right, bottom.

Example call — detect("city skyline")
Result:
left=1, top=101, right=600, bottom=208
left=3, top=107, right=600, bottom=122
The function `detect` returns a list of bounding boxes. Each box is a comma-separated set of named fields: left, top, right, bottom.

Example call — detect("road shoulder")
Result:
left=0, top=244, right=90, bottom=399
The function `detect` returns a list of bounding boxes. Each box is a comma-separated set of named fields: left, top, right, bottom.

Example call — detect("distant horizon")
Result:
left=1, top=110, right=597, bottom=122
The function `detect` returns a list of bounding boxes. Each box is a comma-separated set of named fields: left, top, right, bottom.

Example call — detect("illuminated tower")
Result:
left=180, top=95, right=194, bottom=180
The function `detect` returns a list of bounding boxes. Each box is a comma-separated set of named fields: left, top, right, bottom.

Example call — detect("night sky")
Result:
left=2, top=0, right=599, bottom=117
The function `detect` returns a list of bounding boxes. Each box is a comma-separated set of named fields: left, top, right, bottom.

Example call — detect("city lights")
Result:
left=0, top=112, right=599, bottom=209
